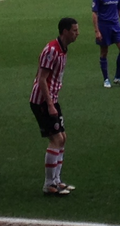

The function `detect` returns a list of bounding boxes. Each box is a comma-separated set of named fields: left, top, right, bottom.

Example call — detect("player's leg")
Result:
left=114, top=42, right=120, bottom=84
left=43, top=132, right=70, bottom=194
left=30, top=102, right=69, bottom=195
left=44, top=133, right=71, bottom=195
left=111, top=24, right=120, bottom=84
left=97, top=24, right=112, bottom=87
left=54, top=108, right=66, bottom=186
left=46, top=103, right=75, bottom=191
left=53, top=131, right=75, bottom=191
left=44, top=103, right=66, bottom=189
left=100, top=46, right=111, bottom=88
left=42, top=103, right=70, bottom=195
left=54, top=131, right=66, bottom=185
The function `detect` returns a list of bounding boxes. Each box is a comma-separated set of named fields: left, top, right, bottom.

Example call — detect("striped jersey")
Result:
left=30, top=37, right=67, bottom=105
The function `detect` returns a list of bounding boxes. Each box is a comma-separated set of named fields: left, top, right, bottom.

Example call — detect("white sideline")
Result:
left=0, top=218, right=119, bottom=226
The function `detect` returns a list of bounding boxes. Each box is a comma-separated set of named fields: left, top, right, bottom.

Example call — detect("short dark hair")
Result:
left=58, top=17, right=78, bottom=35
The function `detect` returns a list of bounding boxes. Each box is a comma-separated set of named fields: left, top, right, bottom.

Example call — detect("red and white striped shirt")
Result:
left=30, top=38, right=67, bottom=104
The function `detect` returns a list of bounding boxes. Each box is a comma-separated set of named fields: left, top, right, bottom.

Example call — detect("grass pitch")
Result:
left=0, top=0, right=120, bottom=224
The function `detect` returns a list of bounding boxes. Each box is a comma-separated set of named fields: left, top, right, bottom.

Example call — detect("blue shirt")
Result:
left=92, top=0, right=120, bottom=24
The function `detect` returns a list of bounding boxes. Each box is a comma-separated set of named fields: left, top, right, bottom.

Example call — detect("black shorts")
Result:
left=30, top=101, right=65, bottom=137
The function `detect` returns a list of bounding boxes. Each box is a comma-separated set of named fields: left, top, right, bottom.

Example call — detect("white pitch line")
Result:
left=0, top=217, right=119, bottom=226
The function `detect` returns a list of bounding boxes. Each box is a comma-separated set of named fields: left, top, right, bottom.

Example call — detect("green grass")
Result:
left=0, top=0, right=120, bottom=224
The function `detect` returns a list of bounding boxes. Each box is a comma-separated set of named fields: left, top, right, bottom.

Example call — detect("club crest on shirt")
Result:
left=47, top=53, right=53, bottom=62
left=92, top=2, right=95, bottom=7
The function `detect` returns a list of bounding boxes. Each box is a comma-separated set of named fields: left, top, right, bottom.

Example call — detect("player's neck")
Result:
left=58, top=36, right=68, bottom=51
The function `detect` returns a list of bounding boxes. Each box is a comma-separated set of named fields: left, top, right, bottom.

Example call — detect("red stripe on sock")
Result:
left=47, top=149, right=59, bottom=155
left=60, top=149, right=64, bottom=153
left=45, top=163, right=57, bottom=168
left=58, top=161, right=63, bottom=164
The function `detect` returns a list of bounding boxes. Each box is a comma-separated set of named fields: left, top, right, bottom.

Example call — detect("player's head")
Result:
left=58, top=17, right=79, bottom=44
left=58, top=18, right=78, bottom=34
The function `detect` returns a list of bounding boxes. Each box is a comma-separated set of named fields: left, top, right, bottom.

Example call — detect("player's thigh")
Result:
left=116, top=42, right=120, bottom=50
left=39, top=102, right=63, bottom=137
left=30, top=102, right=52, bottom=137
left=49, top=132, right=65, bottom=148
left=54, top=102, right=65, bottom=133
left=97, top=24, right=112, bottom=46
left=61, top=131, right=67, bottom=144
left=41, top=103, right=62, bottom=137
left=112, top=24, right=120, bottom=46
left=30, top=102, right=42, bottom=126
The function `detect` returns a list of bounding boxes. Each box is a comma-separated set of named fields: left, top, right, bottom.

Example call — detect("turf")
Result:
left=0, top=0, right=120, bottom=224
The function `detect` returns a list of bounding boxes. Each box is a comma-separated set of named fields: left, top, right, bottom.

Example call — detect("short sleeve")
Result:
left=92, top=0, right=98, bottom=12
left=118, top=0, right=120, bottom=10
left=40, top=45, right=57, bottom=70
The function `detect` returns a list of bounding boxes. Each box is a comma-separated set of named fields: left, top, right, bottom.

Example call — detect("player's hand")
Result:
left=48, top=104, right=58, bottom=117
left=95, top=31, right=102, bottom=41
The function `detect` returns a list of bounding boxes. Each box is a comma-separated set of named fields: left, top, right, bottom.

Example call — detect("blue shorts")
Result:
left=96, top=22, right=120, bottom=46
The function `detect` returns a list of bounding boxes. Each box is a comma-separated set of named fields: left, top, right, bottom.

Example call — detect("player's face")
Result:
left=66, top=24, right=79, bottom=43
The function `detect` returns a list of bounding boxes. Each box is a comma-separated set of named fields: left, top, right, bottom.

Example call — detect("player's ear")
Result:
left=63, top=29, right=69, bottom=36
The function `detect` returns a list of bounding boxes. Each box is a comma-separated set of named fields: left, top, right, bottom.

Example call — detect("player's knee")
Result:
left=62, top=132, right=66, bottom=145
left=101, top=52, right=108, bottom=58
left=116, top=42, right=120, bottom=50
left=57, top=133, right=65, bottom=147
left=100, top=47, right=108, bottom=58
left=49, top=133, right=65, bottom=148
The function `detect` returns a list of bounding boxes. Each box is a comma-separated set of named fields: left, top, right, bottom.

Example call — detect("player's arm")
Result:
left=118, top=0, right=120, bottom=17
left=119, top=10, right=120, bottom=17
left=92, top=12, right=102, bottom=41
left=38, top=67, right=58, bottom=116
left=92, top=12, right=99, bottom=33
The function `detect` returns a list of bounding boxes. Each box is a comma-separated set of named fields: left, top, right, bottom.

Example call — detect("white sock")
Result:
left=55, top=148, right=64, bottom=184
left=44, top=148, right=59, bottom=187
